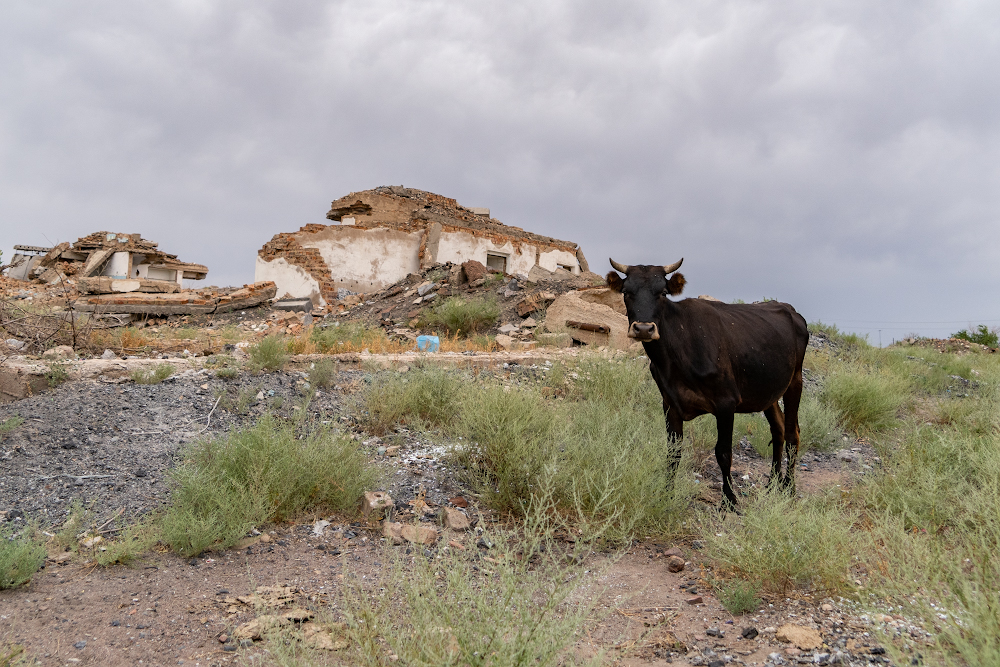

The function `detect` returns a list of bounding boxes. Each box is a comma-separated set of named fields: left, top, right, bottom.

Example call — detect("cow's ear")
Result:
left=606, top=271, right=624, bottom=292
left=666, top=272, right=686, bottom=296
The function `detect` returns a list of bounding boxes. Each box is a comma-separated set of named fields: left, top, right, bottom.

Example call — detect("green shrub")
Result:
left=452, top=385, right=558, bottom=514
left=820, top=369, right=908, bottom=433
left=0, top=524, right=46, bottom=589
left=93, top=519, right=159, bottom=567
left=359, top=367, right=463, bottom=435
left=420, top=295, right=499, bottom=336
left=45, top=362, right=70, bottom=387
left=309, top=358, right=337, bottom=388
left=131, top=363, right=174, bottom=385
left=704, top=488, right=857, bottom=594
left=733, top=413, right=773, bottom=458
left=215, top=366, right=239, bottom=380
left=952, top=324, right=998, bottom=348
left=452, top=358, right=697, bottom=542
left=716, top=579, right=761, bottom=615
left=798, top=393, right=841, bottom=451
left=248, top=335, right=289, bottom=372
left=161, top=415, right=374, bottom=556
left=0, top=416, right=24, bottom=436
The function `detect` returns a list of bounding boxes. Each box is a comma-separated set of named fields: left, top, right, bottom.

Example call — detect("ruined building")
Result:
left=256, top=186, right=589, bottom=306
left=9, top=232, right=207, bottom=287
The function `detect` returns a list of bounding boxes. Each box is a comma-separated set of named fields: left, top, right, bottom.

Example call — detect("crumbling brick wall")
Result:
left=257, top=231, right=338, bottom=304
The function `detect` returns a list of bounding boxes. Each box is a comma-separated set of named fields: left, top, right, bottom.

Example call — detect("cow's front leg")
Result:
left=715, top=412, right=737, bottom=510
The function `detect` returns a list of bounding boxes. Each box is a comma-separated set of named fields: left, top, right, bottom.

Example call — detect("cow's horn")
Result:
left=663, top=258, right=684, bottom=274
left=609, top=258, right=630, bottom=274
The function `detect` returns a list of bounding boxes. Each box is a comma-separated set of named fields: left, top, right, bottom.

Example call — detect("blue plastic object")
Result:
left=416, top=335, right=440, bottom=352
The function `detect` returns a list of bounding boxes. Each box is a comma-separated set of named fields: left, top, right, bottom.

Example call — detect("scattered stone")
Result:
left=686, top=596, right=704, bottom=605
left=361, top=491, right=393, bottom=520
left=282, top=608, right=314, bottom=622
left=784, top=647, right=801, bottom=656
left=110, top=620, right=120, bottom=627
left=477, top=536, right=494, bottom=550
left=300, top=622, right=349, bottom=650
left=495, top=333, right=514, bottom=350
left=42, top=345, right=75, bottom=360
left=448, top=540, right=465, bottom=550
left=521, top=317, right=537, bottom=328
left=440, top=507, right=470, bottom=531
left=462, top=260, right=487, bottom=284
left=448, top=496, right=468, bottom=507
left=382, top=520, right=404, bottom=545
left=79, top=535, right=103, bottom=549
left=416, top=281, right=436, bottom=296
left=706, top=627, right=724, bottom=638
left=74, top=641, right=86, bottom=649
left=741, top=626, right=759, bottom=640
left=100, top=349, right=117, bottom=359
left=664, top=546, right=684, bottom=558
left=498, top=323, right=519, bottom=334
left=401, top=524, right=439, bottom=545
left=4, top=339, right=26, bottom=351
left=312, top=520, right=331, bottom=536
left=233, top=615, right=290, bottom=640
left=218, top=634, right=228, bottom=643
left=762, top=626, right=777, bottom=634
left=385, top=445, right=400, bottom=456
left=776, top=624, right=823, bottom=650
left=821, top=603, right=834, bottom=612
left=666, top=555, right=685, bottom=572
left=260, top=533, right=272, bottom=543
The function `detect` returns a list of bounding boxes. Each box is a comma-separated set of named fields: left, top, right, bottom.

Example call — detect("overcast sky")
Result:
left=2, top=1, right=998, bottom=342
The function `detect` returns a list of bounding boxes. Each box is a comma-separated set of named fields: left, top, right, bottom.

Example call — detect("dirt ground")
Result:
left=1, top=362, right=905, bottom=667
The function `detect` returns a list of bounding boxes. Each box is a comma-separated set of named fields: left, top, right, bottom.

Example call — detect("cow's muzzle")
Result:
left=628, top=321, right=660, bottom=341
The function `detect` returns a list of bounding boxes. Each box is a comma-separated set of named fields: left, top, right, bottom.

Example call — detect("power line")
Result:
left=816, top=318, right=1000, bottom=325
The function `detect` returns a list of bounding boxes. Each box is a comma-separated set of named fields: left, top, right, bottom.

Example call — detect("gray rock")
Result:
left=417, top=281, right=437, bottom=296
left=101, top=349, right=117, bottom=359
left=4, top=338, right=25, bottom=350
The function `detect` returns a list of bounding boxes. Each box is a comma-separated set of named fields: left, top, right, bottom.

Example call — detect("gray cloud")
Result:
left=2, top=0, right=998, bottom=340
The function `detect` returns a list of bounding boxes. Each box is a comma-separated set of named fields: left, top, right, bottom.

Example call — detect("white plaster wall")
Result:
left=538, top=247, right=581, bottom=274
left=301, top=226, right=422, bottom=293
left=436, top=231, right=538, bottom=275
left=254, top=256, right=326, bottom=306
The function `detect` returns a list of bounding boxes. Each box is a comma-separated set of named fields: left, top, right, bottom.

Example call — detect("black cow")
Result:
left=606, top=258, right=809, bottom=507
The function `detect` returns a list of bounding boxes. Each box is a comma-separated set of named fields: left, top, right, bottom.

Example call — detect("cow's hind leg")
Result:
left=781, top=376, right=804, bottom=496
left=762, top=402, right=785, bottom=489
left=715, top=412, right=737, bottom=510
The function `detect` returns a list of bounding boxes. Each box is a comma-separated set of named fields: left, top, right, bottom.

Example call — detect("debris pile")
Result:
left=9, top=232, right=207, bottom=288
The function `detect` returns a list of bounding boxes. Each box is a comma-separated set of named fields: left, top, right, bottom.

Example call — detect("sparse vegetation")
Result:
left=160, top=416, right=374, bottom=557
left=45, top=362, right=69, bottom=387
left=130, top=363, right=175, bottom=385
left=704, top=488, right=858, bottom=595
left=0, top=416, right=24, bottom=436
left=93, top=518, right=159, bottom=567
left=0, top=524, right=46, bottom=590
left=716, top=578, right=761, bottom=615
left=309, top=321, right=396, bottom=353
left=344, top=494, right=604, bottom=667
left=360, top=367, right=463, bottom=435
left=820, top=368, right=908, bottom=433
left=420, top=295, right=500, bottom=336
left=308, top=358, right=337, bottom=388
left=248, top=334, right=289, bottom=372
